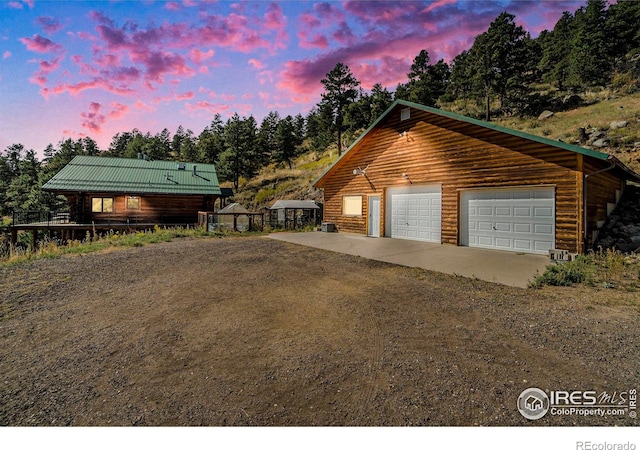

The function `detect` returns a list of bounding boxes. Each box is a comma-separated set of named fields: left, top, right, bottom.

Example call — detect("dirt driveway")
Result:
left=0, top=236, right=638, bottom=426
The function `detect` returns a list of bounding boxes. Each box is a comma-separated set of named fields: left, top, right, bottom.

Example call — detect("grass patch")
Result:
left=530, top=248, right=640, bottom=289
left=0, top=226, right=264, bottom=268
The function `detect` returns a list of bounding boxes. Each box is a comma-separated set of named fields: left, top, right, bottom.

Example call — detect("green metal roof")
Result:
left=315, top=99, right=640, bottom=186
left=43, top=155, right=222, bottom=195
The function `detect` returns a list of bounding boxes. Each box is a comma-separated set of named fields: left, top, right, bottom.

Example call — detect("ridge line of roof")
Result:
left=69, top=154, right=218, bottom=169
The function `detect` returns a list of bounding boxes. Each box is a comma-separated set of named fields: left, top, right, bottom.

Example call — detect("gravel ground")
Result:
left=0, top=236, right=638, bottom=426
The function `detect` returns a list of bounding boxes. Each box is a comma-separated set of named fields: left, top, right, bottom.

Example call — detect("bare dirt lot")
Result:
left=1, top=236, right=638, bottom=426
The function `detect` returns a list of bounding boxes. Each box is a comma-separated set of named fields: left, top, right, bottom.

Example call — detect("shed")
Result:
left=214, top=203, right=250, bottom=231
left=267, top=200, right=322, bottom=230
left=314, top=100, right=640, bottom=255
left=42, top=155, right=222, bottom=225
left=197, top=203, right=264, bottom=232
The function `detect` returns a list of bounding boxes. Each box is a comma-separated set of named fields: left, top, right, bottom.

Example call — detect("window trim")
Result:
left=342, top=195, right=363, bottom=217
left=91, top=197, right=114, bottom=213
left=126, top=196, right=140, bottom=210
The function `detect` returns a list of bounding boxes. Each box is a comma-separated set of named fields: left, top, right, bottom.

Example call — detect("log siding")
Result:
left=64, top=193, right=217, bottom=224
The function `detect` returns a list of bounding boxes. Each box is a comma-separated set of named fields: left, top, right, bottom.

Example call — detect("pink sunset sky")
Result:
left=0, top=0, right=587, bottom=154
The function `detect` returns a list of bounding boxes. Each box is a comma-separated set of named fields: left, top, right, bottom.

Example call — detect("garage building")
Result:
left=314, top=100, right=640, bottom=254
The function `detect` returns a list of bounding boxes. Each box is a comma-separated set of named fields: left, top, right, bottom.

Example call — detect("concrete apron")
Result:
left=268, top=232, right=551, bottom=288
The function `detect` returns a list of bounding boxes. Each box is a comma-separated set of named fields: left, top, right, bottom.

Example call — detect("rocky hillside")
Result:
left=495, top=91, right=640, bottom=173
left=595, top=185, right=640, bottom=252
left=226, top=148, right=336, bottom=211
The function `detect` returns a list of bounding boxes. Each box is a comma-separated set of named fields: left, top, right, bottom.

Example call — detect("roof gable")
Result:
left=315, top=99, right=640, bottom=186
left=43, top=155, right=221, bottom=195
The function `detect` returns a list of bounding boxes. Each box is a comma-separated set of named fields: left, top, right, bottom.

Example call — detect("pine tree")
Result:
left=568, top=0, right=610, bottom=87
left=538, top=11, right=574, bottom=90
left=405, top=50, right=450, bottom=107
left=466, top=12, right=531, bottom=120
left=320, top=63, right=360, bottom=155
left=273, top=115, right=298, bottom=169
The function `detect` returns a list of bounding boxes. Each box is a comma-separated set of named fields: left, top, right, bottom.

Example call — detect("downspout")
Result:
left=582, top=160, right=616, bottom=250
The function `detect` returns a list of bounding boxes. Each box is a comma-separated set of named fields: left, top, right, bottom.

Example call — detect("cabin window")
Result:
left=126, top=196, right=140, bottom=210
left=343, top=195, right=363, bottom=216
left=91, top=197, right=113, bottom=213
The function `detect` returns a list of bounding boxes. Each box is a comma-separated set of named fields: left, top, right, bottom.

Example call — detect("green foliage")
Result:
left=529, top=256, right=595, bottom=287
left=530, top=249, right=639, bottom=288
left=463, top=12, right=533, bottom=119
left=567, top=0, right=611, bottom=88
left=0, top=226, right=262, bottom=268
left=320, top=62, right=361, bottom=155
left=396, top=50, right=450, bottom=107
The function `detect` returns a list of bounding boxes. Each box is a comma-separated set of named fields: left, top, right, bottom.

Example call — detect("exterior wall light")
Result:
left=353, top=165, right=368, bottom=176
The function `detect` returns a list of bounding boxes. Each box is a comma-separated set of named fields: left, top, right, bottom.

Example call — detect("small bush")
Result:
left=596, top=247, right=625, bottom=282
left=529, top=255, right=595, bottom=288
left=530, top=248, right=639, bottom=289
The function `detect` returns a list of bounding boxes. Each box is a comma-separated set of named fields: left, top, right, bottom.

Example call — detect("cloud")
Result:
left=153, top=91, right=195, bottom=104
left=39, top=56, right=63, bottom=73
left=420, top=0, right=457, bottom=15
left=19, top=34, right=63, bottom=53
left=248, top=58, right=265, bottom=70
left=135, top=99, right=156, bottom=112
left=108, top=102, right=128, bottom=119
left=80, top=102, right=106, bottom=133
left=25, top=4, right=292, bottom=107
left=2, top=51, right=11, bottom=59
left=279, top=0, right=497, bottom=101
left=37, top=16, right=63, bottom=34
left=263, top=3, right=288, bottom=50
left=185, top=100, right=231, bottom=115
left=136, top=51, right=194, bottom=83
left=297, top=3, right=350, bottom=50
left=189, top=48, right=214, bottom=64
left=40, top=78, right=135, bottom=99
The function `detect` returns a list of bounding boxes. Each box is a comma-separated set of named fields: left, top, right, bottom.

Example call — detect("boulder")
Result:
left=538, top=110, right=554, bottom=120
left=591, top=138, right=609, bottom=148
left=609, top=120, right=628, bottom=130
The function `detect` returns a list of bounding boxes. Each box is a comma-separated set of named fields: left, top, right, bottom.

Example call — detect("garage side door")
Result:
left=460, top=187, right=554, bottom=254
left=388, top=185, right=441, bottom=243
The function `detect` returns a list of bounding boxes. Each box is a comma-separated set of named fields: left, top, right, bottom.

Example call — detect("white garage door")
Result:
left=460, top=187, right=555, bottom=254
left=387, top=185, right=441, bottom=243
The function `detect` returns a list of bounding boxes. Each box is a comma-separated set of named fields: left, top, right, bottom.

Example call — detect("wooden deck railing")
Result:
left=11, top=210, right=71, bottom=226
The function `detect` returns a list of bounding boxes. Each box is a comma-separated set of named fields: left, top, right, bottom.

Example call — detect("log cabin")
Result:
left=43, top=155, right=222, bottom=225
left=314, top=100, right=640, bottom=255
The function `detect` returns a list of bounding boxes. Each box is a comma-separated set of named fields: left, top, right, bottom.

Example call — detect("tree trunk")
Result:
left=485, top=84, right=491, bottom=122
left=336, top=110, right=343, bottom=156
left=485, top=94, right=491, bottom=121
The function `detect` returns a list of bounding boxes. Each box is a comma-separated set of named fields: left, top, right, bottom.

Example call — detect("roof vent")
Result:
left=401, top=107, right=410, bottom=121
left=177, top=163, right=186, bottom=170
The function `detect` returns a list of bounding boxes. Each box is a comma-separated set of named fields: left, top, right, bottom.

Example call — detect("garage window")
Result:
left=343, top=195, right=362, bottom=216
left=91, top=197, right=113, bottom=213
